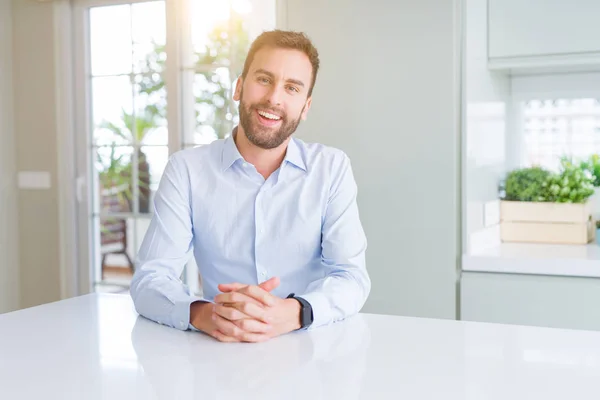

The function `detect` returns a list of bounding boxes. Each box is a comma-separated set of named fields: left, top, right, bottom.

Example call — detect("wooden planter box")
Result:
left=500, top=200, right=595, bottom=245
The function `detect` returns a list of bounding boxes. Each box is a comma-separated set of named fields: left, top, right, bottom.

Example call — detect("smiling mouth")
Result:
left=255, top=109, right=283, bottom=126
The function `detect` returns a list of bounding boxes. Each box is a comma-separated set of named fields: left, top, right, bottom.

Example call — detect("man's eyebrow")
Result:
left=286, top=78, right=305, bottom=87
left=254, top=69, right=305, bottom=87
left=254, top=68, right=275, bottom=77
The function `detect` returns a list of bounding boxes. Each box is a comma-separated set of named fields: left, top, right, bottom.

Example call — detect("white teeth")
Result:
left=258, top=110, right=281, bottom=120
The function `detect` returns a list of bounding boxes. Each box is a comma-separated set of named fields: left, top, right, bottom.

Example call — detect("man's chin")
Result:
left=248, top=136, right=284, bottom=150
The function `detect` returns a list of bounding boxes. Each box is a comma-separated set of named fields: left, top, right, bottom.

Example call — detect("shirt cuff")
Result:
left=297, top=291, right=331, bottom=329
left=171, top=296, right=207, bottom=331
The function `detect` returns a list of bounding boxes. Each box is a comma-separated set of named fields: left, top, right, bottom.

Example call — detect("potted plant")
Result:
left=500, top=161, right=595, bottom=244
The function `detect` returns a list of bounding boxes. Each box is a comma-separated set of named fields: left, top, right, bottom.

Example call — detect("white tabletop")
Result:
left=1, top=294, right=600, bottom=399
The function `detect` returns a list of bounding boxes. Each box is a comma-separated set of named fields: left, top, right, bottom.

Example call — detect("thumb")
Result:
left=259, top=276, right=280, bottom=292
left=218, top=282, right=247, bottom=293
left=218, top=277, right=280, bottom=293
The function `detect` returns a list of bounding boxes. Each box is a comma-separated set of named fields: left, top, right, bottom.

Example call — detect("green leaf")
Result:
left=503, top=167, right=551, bottom=202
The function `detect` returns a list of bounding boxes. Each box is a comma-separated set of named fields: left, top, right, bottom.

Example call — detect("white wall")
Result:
left=285, top=0, right=461, bottom=319
left=463, top=0, right=511, bottom=254
left=0, top=0, right=20, bottom=313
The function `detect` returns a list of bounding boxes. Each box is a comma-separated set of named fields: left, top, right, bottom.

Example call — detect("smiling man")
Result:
left=130, top=30, right=370, bottom=343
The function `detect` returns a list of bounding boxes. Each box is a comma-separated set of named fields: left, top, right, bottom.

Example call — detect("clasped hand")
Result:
left=197, top=277, right=301, bottom=343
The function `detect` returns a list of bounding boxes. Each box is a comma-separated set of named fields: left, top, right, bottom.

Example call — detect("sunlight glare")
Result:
left=232, top=0, right=252, bottom=14
left=191, top=0, right=231, bottom=51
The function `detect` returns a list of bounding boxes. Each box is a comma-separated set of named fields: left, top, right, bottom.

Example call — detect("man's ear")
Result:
left=301, top=96, right=312, bottom=120
left=233, top=77, right=243, bottom=101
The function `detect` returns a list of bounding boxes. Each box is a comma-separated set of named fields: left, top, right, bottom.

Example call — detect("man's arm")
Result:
left=298, top=153, right=371, bottom=329
left=130, top=154, right=205, bottom=331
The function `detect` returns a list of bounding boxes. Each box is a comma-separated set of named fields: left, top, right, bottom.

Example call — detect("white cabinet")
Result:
left=487, top=0, right=600, bottom=73
left=461, top=272, right=600, bottom=331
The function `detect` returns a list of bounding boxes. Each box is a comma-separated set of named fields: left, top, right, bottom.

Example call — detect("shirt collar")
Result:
left=221, top=128, right=244, bottom=171
left=221, top=127, right=307, bottom=172
left=283, top=137, right=307, bottom=172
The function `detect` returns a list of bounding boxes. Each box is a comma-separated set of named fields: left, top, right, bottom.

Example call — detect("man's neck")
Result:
left=234, top=126, right=289, bottom=180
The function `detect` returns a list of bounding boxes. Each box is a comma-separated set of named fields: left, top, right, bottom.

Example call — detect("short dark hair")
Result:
left=241, top=30, right=320, bottom=97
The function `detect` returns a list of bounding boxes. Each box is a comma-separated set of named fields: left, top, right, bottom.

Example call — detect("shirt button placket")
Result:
left=254, top=189, right=266, bottom=282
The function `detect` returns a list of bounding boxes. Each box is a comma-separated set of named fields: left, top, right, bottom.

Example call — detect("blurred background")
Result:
left=2, top=0, right=600, bottom=334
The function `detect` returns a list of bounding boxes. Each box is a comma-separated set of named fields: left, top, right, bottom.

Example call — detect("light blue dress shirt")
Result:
left=130, top=130, right=370, bottom=331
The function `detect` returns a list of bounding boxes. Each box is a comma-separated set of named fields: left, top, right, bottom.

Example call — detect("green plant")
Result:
left=579, top=154, right=600, bottom=187
left=97, top=143, right=133, bottom=204
left=98, top=110, right=154, bottom=213
left=503, top=157, right=596, bottom=204
left=539, top=163, right=595, bottom=203
left=193, top=14, right=250, bottom=139
left=504, top=167, right=552, bottom=202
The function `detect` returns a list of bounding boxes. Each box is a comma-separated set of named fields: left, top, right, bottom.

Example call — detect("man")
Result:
left=130, top=30, right=370, bottom=343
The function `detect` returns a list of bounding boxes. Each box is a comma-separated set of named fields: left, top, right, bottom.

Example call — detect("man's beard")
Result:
left=238, top=90, right=304, bottom=150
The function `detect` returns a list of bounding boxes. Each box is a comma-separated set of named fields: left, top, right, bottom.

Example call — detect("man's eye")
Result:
left=287, top=86, right=299, bottom=93
left=258, top=77, right=270, bottom=84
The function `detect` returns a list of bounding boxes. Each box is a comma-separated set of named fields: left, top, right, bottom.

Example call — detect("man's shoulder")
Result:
left=169, top=139, right=224, bottom=165
left=293, top=138, right=355, bottom=191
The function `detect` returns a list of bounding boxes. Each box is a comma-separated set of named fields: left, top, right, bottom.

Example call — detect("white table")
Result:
left=1, top=293, right=600, bottom=399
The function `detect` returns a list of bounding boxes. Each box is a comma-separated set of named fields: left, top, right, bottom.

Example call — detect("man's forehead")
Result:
left=249, top=47, right=312, bottom=78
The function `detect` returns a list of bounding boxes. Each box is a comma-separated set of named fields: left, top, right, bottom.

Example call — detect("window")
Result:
left=522, top=98, right=600, bottom=171
left=78, top=0, right=276, bottom=293
left=89, top=2, right=168, bottom=291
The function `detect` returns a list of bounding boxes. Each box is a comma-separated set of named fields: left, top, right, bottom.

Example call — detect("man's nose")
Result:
left=265, top=84, right=283, bottom=106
